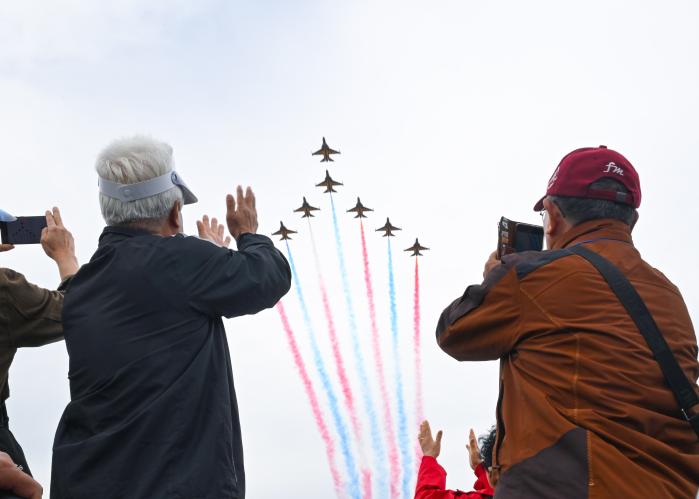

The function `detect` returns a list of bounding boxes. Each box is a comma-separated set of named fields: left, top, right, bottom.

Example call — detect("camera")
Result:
left=497, top=216, right=544, bottom=258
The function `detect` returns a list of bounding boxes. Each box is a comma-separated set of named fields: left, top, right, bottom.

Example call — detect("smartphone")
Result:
left=0, top=216, right=47, bottom=245
left=497, top=217, right=544, bottom=258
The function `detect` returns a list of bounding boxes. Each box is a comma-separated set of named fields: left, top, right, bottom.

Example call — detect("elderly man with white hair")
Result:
left=50, top=136, right=291, bottom=499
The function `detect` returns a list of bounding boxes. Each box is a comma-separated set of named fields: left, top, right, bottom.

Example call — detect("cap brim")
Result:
left=533, top=195, right=546, bottom=212
left=0, top=209, right=16, bottom=222
left=179, top=184, right=198, bottom=205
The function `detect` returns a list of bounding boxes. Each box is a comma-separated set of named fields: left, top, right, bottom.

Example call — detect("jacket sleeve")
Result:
left=0, top=268, right=67, bottom=348
left=436, top=256, right=523, bottom=361
left=172, top=233, right=291, bottom=318
left=414, top=456, right=457, bottom=499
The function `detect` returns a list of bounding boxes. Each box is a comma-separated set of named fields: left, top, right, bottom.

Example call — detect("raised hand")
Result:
left=41, top=207, right=78, bottom=280
left=466, top=428, right=483, bottom=470
left=197, top=215, right=232, bottom=248
left=418, top=420, right=443, bottom=458
left=0, top=244, right=14, bottom=253
left=225, top=186, right=258, bottom=241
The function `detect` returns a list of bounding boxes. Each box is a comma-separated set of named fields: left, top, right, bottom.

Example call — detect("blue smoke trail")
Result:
left=387, top=239, right=412, bottom=498
left=286, top=242, right=361, bottom=499
left=330, top=195, right=389, bottom=498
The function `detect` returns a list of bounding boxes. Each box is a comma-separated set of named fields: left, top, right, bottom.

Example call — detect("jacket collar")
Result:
left=551, top=218, right=633, bottom=250
left=98, top=225, right=159, bottom=247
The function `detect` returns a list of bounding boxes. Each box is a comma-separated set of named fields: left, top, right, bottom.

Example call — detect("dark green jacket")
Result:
left=0, top=268, right=68, bottom=401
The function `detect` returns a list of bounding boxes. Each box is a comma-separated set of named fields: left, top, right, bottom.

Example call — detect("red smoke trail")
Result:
left=276, top=302, right=343, bottom=496
left=413, top=258, right=424, bottom=467
left=360, top=220, right=401, bottom=498
left=413, top=258, right=423, bottom=424
left=308, top=222, right=372, bottom=499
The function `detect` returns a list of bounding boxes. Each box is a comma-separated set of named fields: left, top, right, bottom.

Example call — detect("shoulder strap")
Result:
left=568, top=245, right=699, bottom=438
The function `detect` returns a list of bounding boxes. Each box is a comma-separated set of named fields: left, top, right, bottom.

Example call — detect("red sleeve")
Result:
left=472, top=463, right=495, bottom=497
left=414, top=456, right=457, bottom=499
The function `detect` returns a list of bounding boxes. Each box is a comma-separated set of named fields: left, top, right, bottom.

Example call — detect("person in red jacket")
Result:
left=415, top=420, right=495, bottom=498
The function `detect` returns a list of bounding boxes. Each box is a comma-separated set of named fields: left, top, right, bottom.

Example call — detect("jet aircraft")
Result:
left=272, top=221, right=297, bottom=241
left=294, top=197, right=320, bottom=218
left=316, top=170, right=343, bottom=193
left=376, top=218, right=401, bottom=237
left=312, top=137, right=340, bottom=162
left=347, top=197, right=373, bottom=219
left=405, top=238, right=429, bottom=256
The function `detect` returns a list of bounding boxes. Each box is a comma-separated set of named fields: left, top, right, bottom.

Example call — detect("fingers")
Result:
left=226, top=193, right=236, bottom=214
left=435, top=430, right=443, bottom=446
left=423, top=420, right=432, bottom=439
left=245, top=186, right=256, bottom=209
left=223, top=236, right=231, bottom=247
left=196, top=220, right=206, bottom=238
left=236, top=186, right=244, bottom=211
left=0, top=244, right=14, bottom=253
left=45, top=210, right=56, bottom=227
left=470, top=429, right=477, bottom=445
left=52, top=206, right=64, bottom=227
left=216, top=220, right=224, bottom=239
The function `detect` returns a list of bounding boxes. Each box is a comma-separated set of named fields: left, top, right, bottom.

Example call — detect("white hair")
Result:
left=96, top=135, right=183, bottom=226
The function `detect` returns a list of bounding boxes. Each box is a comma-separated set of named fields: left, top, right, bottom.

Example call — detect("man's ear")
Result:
left=542, top=197, right=564, bottom=237
left=169, top=200, right=182, bottom=232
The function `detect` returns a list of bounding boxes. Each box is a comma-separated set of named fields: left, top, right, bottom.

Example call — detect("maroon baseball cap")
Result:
left=533, top=145, right=641, bottom=211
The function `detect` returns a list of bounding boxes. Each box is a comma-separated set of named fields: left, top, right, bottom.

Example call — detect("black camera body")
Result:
left=497, top=217, right=544, bottom=258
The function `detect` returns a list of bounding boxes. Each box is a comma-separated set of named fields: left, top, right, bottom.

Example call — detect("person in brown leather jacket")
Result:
left=0, top=207, right=78, bottom=478
left=437, top=146, right=699, bottom=498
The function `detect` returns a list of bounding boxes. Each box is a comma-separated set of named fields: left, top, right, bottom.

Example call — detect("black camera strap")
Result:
left=569, top=245, right=699, bottom=439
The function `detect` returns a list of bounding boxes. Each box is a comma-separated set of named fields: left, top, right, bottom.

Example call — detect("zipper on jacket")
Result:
left=492, top=372, right=506, bottom=482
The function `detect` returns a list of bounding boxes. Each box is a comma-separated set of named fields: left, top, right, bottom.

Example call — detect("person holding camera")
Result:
left=437, top=146, right=698, bottom=498
left=50, top=136, right=291, bottom=499
left=0, top=207, right=78, bottom=484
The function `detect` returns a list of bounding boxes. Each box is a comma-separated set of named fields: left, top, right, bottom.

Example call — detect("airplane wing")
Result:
left=327, top=147, right=340, bottom=154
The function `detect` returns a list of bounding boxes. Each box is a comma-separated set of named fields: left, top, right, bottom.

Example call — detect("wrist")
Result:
left=55, top=255, right=79, bottom=279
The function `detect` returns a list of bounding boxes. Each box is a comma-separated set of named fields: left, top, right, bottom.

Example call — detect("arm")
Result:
left=0, top=268, right=66, bottom=348
left=436, top=254, right=523, bottom=361
left=178, top=233, right=291, bottom=318
left=40, top=207, right=78, bottom=281
left=415, top=456, right=457, bottom=499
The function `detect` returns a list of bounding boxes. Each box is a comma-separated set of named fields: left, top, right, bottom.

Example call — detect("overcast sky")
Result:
left=1, top=1, right=698, bottom=497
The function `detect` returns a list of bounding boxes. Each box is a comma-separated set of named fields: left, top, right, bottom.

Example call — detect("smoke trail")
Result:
left=285, top=242, right=361, bottom=499
left=276, top=302, right=344, bottom=497
left=387, top=239, right=412, bottom=498
left=413, top=258, right=424, bottom=467
left=359, top=220, right=401, bottom=498
left=307, top=221, right=373, bottom=499
left=328, top=197, right=388, bottom=498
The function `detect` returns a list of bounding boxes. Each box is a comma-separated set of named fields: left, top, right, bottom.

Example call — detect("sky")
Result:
left=1, top=0, right=698, bottom=497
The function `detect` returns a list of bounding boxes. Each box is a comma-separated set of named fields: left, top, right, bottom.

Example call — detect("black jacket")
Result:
left=51, top=227, right=291, bottom=499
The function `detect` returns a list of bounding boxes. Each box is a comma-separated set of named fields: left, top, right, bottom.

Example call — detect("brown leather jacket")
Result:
left=0, top=268, right=67, bottom=401
left=437, top=219, right=699, bottom=498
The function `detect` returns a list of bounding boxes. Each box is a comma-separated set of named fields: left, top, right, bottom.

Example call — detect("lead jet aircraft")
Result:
left=312, top=137, right=340, bottom=162
left=376, top=218, right=401, bottom=237
left=405, top=238, right=429, bottom=256
left=272, top=221, right=297, bottom=241
left=316, top=170, right=343, bottom=193
left=347, top=197, right=373, bottom=219
left=294, top=197, right=320, bottom=218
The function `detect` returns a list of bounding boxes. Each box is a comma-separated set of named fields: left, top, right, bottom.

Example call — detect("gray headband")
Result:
left=98, top=171, right=198, bottom=205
